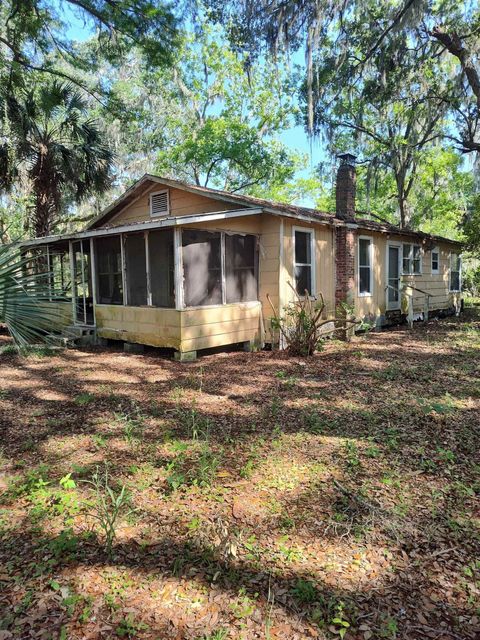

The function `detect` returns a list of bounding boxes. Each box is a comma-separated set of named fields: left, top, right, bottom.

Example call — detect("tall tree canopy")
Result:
left=0, top=0, right=180, bottom=91
left=91, top=22, right=306, bottom=197
left=206, top=0, right=480, bottom=228
left=2, top=81, right=113, bottom=237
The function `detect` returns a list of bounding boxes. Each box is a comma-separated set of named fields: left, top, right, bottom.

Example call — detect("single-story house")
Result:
left=21, top=154, right=462, bottom=359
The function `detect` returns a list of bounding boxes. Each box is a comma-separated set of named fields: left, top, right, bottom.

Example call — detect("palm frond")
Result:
left=0, top=245, right=67, bottom=346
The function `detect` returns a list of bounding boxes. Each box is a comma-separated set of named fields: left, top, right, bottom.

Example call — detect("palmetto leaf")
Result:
left=0, top=245, right=66, bottom=346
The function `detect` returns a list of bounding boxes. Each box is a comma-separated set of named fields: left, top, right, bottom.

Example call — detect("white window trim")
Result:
left=292, top=226, right=316, bottom=297
left=149, top=189, right=170, bottom=217
left=449, top=251, right=462, bottom=292
left=358, top=235, right=373, bottom=297
left=431, top=246, right=440, bottom=275
left=402, top=242, right=422, bottom=275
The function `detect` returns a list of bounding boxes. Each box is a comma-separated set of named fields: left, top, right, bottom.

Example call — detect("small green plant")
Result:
left=278, top=535, right=303, bottom=562
left=303, top=410, right=324, bottom=434
left=116, top=613, right=148, bottom=637
left=84, top=465, right=131, bottom=556
left=197, top=629, right=228, bottom=640
left=74, top=392, right=95, bottom=406
left=239, top=457, right=256, bottom=479
left=374, top=363, right=401, bottom=381
left=193, top=444, right=222, bottom=486
left=47, top=528, right=79, bottom=558
left=330, top=602, right=350, bottom=639
left=344, top=440, right=360, bottom=470
left=230, top=587, right=257, bottom=619
left=268, top=285, right=357, bottom=355
left=92, top=433, right=108, bottom=448
left=364, top=441, right=381, bottom=458
left=176, top=400, right=210, bottom=440
left=379, top=615, right=398, bottom=638
left=291, top=578, right=318, bottom=604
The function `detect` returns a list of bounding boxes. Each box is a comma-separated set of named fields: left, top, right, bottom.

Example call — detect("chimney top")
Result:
left=336, top=153, right=356, bottom=220
left=338, top=152, right=357, bottom=167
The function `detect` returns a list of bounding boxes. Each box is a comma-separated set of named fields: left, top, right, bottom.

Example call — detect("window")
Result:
left=431, top=247, right=439, bottom=274
left=182, top=230, right=222, bottom=306
left=124, top=233, right=148, bottom=306
left=225, top=234, right=258, bottom=303
left=293, top=228, right=314, bottom=296
left=181, top=230, right=258, bottom=308
left=403, top=243, right=421, bottom=275
left=450, top=253, right=461, bottom=291
left=95, top=236, right=123, bottom=304
left=149, top=229, right=175, bottom=307
left=150, top=190, right=169, bottom=217
left=358, top=237, right=372, bottom=295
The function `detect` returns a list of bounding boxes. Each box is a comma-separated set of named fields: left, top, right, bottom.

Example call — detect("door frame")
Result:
left=386, top=241, right=402, bottom=311
left=70, top=239, right=95, bottom=326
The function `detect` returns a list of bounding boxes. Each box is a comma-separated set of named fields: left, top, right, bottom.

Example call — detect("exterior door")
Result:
left=72, top=240, right=94, bottom=325
left=387, top=245, right=401, bottom=310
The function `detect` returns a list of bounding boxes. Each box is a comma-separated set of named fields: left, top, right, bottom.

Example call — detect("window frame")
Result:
left=149, top=189, right=170, bottom=218
left=402, top=242, right=422, bottom=275
left=180, top=228, right=259, bottom=309
left=431, top=246, right=440, bottom=275
left=292, top=226, right=316, bottom=297
left=449, top=252, right=462, bottom=292
left=357, top=235, right=373, bottom=297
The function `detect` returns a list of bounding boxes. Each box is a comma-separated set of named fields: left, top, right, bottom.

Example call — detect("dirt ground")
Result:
left=0, top=306, right=479, bottom=640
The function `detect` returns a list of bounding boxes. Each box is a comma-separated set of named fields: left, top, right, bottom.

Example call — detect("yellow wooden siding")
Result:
left=96, top=305, right=182, bottom=349
left=354, top=232, right=460, bottom=318
left=180, top=302, right=263, bottom=352
left=95, top=302, right=262, bottom=352
left=107, top=183, right=243, bottom=227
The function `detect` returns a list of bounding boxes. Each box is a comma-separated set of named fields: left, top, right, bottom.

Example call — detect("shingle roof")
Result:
left=82, top=173, right=461, bottom=248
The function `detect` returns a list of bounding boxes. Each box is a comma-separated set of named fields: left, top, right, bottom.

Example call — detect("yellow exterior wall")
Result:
left=107, top=183, right=243, bottom=227
left=95, top=302, right=262, bottom=352
left=95, top=305, right=182, bottom=348
left=354, top=231, right=461, bottom=319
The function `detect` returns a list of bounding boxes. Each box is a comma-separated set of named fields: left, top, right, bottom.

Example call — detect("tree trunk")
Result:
left=33, top=190, right=53, bottom=238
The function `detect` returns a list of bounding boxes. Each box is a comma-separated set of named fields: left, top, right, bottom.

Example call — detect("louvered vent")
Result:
left=150, top=190, right=169, bottom=217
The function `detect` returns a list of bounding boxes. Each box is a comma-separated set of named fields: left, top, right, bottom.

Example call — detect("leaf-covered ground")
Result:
left=0, top=305, right=479, bottom=640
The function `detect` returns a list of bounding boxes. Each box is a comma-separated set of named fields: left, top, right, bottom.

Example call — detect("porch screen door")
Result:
left=73, top=240, right=94, bottom=324
left=387, top=246, right=401, bottom=310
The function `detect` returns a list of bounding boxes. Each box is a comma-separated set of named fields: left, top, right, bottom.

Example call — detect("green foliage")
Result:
left=0, top=0, right=179, bottom=88
left=291, top=578, right=318, bottom=604
left=0, top=245, right=66, bottom=345
left=1, top=81, right=113, bottom=237
left=463, top=195, right=480, bottom=257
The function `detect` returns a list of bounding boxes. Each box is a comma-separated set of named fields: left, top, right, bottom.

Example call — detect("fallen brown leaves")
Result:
left=0, top=307, right=479, bottom=639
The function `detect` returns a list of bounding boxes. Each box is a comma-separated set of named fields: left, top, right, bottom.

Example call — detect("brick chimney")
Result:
left=335, top=153, right=357, bottom=339
left=336, top=153, right=356, bottom=220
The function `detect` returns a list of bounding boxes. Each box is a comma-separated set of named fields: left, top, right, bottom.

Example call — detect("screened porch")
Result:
left=24, top=225, right=263, bottom=355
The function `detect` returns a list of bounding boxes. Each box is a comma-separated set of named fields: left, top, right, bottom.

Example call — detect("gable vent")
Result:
left=150, top=190, right=169, bottom=217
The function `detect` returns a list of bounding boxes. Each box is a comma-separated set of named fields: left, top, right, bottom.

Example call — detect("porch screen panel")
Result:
left=182, top=230, right=222, bottom=306
left=49, top=246, right=72, bottom=299
left=149, top=229, right=175, bottom=307
left=225, top=234, right=258, bottom=303
left=125, top=234, right=147, bottom=306
left=95, top=236, right=123, bottom=304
